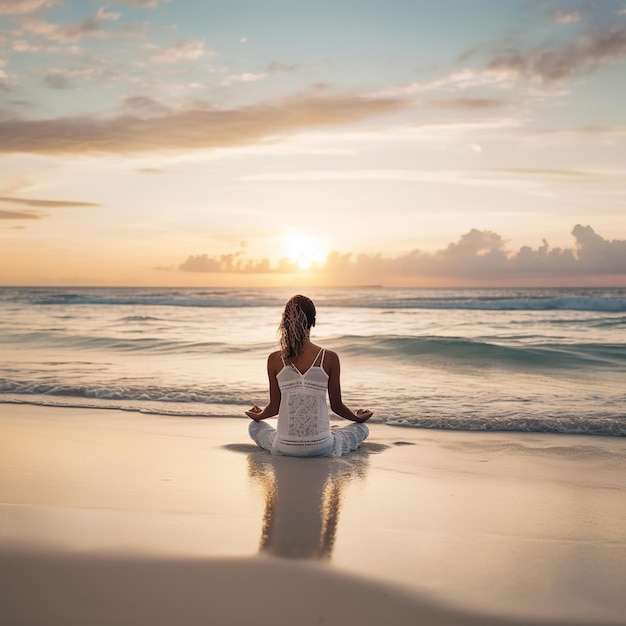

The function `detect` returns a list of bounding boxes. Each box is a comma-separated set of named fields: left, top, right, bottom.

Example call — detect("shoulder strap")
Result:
left=313, top=347, right=325, bottom=368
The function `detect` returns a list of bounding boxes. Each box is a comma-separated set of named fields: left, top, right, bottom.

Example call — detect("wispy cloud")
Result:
left=243, top=167, right=626, bottom=191
left=97, top=6, right=121, bottom=21
left=110, top=0, right=171, bottom=7
left=21, top=17, right=104, bottom=44
left=0, top=195, right=100, bottom=222
left=145, top=39, right=210, bottom=63
left=537, top=123, right=626, bottom=134
left=11, top=39, right=82, bottom=55
left=0, top=209, right=43, bottom=219
left=0, top=91, right=407, bottom=155
left=551, top=9, right=581, bottom=24
left=221, top=72, right=267, bottom=86
left=489, top=167, right=626, bottom=183
left=267, top=61, right=299, bottom=73
left=487, top=25, right=626, bottom=83
left=42, top=67, right=95, bottom=89
left=0, top=62, right=8, bottom=90
left=0, top=0, right=51, bottom=16
left=0, top=195, right=101, bottom=208
left=135, top=167, right=166, bottom=174
left=16, top=8, right=151, bottom=47
left=377, top=68, right=517, bottom=97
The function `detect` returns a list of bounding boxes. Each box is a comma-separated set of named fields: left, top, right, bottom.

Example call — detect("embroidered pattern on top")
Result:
left=287, top=393, right=319, bottom=438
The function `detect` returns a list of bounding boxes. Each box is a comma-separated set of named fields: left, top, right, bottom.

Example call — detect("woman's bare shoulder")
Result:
left=323, top=349, right=340, bottom=364
left=267, top=350, right=283, bottom=368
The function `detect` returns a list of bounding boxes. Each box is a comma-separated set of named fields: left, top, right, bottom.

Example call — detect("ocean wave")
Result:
left=1, top=393, right=623, bottom=437
left=335, top=335, right=626, bottom=370
left=393, top=296, right=626, bottom=312
left=1, top=331, right=244, bottom=354
left=0, top=378, right=248, bottom=405
left=118, top=315, right=162, bottom=322
left=3, top=325, right=624, bottom=368
left=357, top=295, right=626, bottom=312
left=384, top=415, right=626, bottom=437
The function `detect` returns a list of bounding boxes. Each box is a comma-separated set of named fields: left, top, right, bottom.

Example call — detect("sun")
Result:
left=282, top=230, right=328, bottom=270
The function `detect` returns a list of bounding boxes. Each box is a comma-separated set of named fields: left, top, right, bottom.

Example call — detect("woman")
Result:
left=247, top=294, right=372, bottom=457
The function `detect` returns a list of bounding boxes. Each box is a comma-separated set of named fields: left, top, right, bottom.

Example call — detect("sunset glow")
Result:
left=282, top=230, right=328, bottom=271
left=0, top=1, right=625, bottom=286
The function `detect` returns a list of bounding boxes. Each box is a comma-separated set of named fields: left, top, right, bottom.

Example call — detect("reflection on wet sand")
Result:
left=247, top=442, right=387, bottom=560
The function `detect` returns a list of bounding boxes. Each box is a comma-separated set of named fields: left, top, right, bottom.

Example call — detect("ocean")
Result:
left=1, top=286, right=624, bottom=436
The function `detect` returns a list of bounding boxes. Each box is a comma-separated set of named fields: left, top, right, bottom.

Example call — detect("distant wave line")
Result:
left=2, top=288, right=626, bottom=312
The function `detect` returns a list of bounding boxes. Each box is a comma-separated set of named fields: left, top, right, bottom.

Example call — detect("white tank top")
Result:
left=276, top=348, right=332, bottom=447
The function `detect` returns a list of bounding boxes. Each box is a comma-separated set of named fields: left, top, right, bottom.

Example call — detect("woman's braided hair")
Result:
left=278, top=295, right=316, bottom=363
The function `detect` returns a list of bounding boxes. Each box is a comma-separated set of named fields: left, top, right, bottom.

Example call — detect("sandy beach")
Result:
left=1, top=404, right=625, bottom=625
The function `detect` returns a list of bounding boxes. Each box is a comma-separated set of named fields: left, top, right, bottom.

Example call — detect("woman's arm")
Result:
left=326, top=350, right=372, bottom=423
left=246, top=352, right=282, bottom=421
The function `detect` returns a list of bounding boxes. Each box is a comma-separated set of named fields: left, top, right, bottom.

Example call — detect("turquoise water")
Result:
left=1, top=286, right=624, bottom=435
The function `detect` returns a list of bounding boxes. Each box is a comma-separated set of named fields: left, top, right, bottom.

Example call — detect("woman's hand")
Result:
left=246, top=405, right=263, bottom=421
left=354, top=409, right=372, bottom=423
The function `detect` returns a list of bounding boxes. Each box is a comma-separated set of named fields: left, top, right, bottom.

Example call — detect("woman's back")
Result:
left=276, top=347, right=331, bottom=445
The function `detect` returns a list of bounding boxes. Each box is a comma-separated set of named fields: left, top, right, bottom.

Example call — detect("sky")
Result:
left=0, top=0, right=625, bottom=287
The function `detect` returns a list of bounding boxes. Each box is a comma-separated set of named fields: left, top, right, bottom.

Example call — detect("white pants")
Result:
left=249, top=421, right=369, bottom=458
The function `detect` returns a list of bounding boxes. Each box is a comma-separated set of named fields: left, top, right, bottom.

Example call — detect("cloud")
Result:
left=429, top=97, right=509, bottom=110
left=0, top=91, right=407, bottom=155
left=551, top=10, right=581, bottom=24
left=109, top=0, right=171, bottom=7
left=243, top=169, right=493, bottom=184
left=97, top=6, right=121, bottom=21
left=489, top=167, right=626, bottom=184
left=21, top=17, right=103, bottom=43
left=487, top=25, right=626, bottom=83
left=18, top=6, right=145, bottom=45
left=135, top=167, right=166, bottom=174
left=222, top=72, right=267, bottom=85
left=179, top=254, right=221, bottom=272
left=0, top=0, right=51, bottom=15
left=22, top=17, right=102, bottom=43
left=12, top=40, right=33, bottom=52
left=145, top=39, right=210, bottom=63
left=0, top=195, right=101, bottom=207
left=177, top=226, right=626, bottom=283
left=122, top=95, right=170, bottom=114
left=267, top=61, right=298, bottom=73
left=0, top=195, right=100, bottom=223
left=180, top=252, right=299, bottom=274
left=0, top=67, right=8, bottom=90
left=43, top=72, right=70, bottom=89
left=378, top=68, right=517, bottom=97
left=11, top=38, right=82, bottom=55
left=571, top=224, right=626, bottom=274
left=341, top=226, right=626, bottom=281
left=42, top=67, right=95, bottom=89
left=0, top=209, right=43, bottom=219
left=243, top=165, right=625, bottom=191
